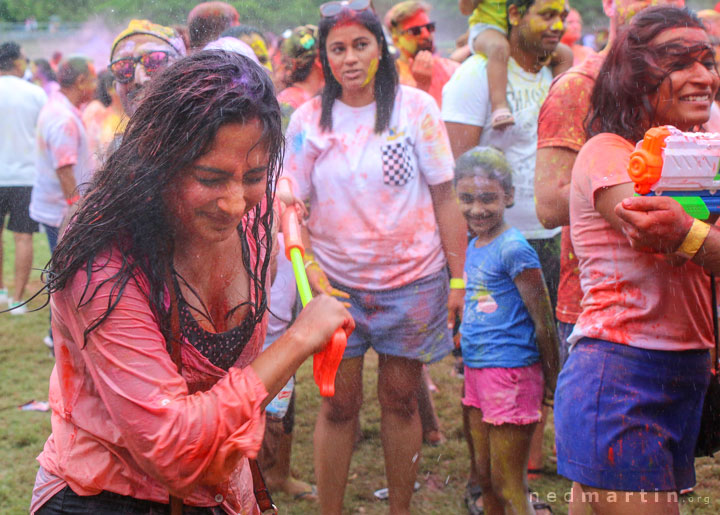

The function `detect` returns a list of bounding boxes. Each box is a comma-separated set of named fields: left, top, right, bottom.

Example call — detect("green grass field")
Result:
left=1, top=230, right=719, bottom=514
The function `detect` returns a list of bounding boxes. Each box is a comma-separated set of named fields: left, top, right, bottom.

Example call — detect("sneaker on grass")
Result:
left=8, top=298, right=28, bottom=315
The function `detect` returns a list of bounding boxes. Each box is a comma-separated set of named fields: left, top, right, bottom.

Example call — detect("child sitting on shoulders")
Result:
left=458, top=0, right=572, bottom=129
left=456, top=146, right=559, bottom=514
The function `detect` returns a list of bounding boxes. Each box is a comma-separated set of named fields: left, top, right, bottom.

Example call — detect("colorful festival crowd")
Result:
left=2, top=0, right=720, bottom=513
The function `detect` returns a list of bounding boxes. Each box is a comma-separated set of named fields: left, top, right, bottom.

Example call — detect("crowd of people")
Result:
left=1, top=0, right=719, bottom=513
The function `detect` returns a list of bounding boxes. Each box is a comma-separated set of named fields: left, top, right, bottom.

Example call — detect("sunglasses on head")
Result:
left=108, top=50, right=172, bottom=84
left=404, top=22, right=435, bottom=36
left=319, top=0, right=372, bottom=18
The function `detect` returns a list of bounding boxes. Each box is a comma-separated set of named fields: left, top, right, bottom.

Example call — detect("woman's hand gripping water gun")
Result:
left=277, top=177, right=351, bottom=397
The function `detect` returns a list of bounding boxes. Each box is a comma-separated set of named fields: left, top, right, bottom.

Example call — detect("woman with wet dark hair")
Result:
left=554, top=7, right=720, bottom=513
left=30, top=50, right=352, bottom=514
left=283, top=2, right=466, bottom=513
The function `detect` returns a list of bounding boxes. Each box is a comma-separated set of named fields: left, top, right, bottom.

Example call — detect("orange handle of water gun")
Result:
left=627, top=126, right=671, bottom=195
left=313, top=329, right=347, bottom=397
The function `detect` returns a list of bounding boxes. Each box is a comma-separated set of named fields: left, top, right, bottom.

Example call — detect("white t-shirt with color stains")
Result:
left=283, top=86, right=454, bottom=290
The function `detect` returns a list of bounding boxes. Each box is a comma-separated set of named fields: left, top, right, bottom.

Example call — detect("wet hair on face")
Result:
left=455, top=146, right=514, bottom=194
left=44, top=50, right=282, bottom=346
left=588, top=6, right=709, bottom=142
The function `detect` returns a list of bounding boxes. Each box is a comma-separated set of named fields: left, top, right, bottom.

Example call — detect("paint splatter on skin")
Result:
left=525, top=0, right=569, bottom=38
left=362, top=58, right=378, bottom=87
left=396, top=34, right=418, bottom=56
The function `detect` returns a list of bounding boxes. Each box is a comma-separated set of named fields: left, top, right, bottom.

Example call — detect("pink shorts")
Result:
left=462, top=363, right=543, bottom=426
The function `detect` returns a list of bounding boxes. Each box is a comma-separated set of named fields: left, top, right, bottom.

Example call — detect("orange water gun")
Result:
left=277, top=177, right=347, bottom=397
left=628, top=125, right=720, bottom=219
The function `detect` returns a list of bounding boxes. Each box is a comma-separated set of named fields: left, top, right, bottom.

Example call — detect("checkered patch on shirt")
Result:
left=381, top=141, right=414, bottom=187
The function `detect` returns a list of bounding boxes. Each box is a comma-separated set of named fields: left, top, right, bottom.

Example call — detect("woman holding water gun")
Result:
left=30, top=51, right=353, bottom=514
left=282, top=1, right=466, bottom=513
left=554, top=7, right=720, bottom=514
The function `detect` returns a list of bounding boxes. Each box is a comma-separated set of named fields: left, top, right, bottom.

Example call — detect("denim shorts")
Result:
left=555, top=338, right=710, bottom=492
left=331, top=270, right=453, bottom=364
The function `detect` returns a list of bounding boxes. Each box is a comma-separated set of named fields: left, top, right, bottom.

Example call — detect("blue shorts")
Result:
left=555, top=338, right=710, bottom=492
left=331, top=270, right=453, bottom=364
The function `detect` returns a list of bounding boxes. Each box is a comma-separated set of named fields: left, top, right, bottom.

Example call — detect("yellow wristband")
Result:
left=677, top=219, right=711, bottom=259
left=450, top=278, right=465, bottom=290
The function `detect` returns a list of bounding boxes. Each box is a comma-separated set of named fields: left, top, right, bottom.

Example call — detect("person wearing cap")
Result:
left=108, top=19, right=186, bottom=117
left=384, top=1, right=459, bottom=107
left=187, top=1, right=240, bottom=52
left=277, top=25, right=324, bottom=113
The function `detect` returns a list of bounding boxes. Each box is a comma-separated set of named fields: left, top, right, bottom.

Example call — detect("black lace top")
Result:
left=173, top=273, right=255, bottom=371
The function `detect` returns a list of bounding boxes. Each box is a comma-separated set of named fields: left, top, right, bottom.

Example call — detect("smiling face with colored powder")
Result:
left=647, top=27, right=719, bottom=131
left=165, top=120, right=269, bottom=244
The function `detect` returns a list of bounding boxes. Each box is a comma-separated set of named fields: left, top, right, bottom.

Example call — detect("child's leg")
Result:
left=418, top=366, right=445, bottom=445
left=473, top=28, right=513, bottom=128
left=550, top=42, right=573, bottom=76
left=466, top=407, right=505, bottom=515
left=527, top=404, right=548, bottom=475
left=488, top=422, right=537, bottom=515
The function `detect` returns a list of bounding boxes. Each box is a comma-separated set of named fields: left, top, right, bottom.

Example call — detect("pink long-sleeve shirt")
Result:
left=31, top=246, right=270, bottom=514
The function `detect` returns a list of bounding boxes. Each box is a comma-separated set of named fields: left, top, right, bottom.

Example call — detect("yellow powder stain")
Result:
left=362, top=58, right=379, bottom=87
left=396, top=34, right=417, bottom=56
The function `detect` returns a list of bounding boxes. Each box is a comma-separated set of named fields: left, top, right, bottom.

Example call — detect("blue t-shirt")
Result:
left=460, top=227, right=541, bottom=368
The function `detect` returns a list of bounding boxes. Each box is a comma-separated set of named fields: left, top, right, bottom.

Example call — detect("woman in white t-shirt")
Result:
left=283, top=1, right=466, bottom=512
